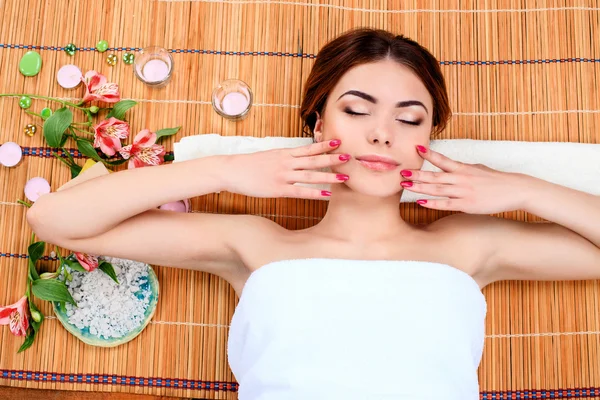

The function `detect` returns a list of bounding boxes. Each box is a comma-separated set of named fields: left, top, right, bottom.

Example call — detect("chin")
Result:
left=343, top=176, right=403, bottom=198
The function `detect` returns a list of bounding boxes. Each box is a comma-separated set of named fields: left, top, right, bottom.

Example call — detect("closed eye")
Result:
left=344, top=108, right=368, bottom=116
left=397, top=119, right=422, bottom=126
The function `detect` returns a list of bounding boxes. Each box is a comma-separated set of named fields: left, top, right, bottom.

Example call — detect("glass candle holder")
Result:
left=211, top=79, right=253, bottom=121
left=134, top=46, right=173, bottom=87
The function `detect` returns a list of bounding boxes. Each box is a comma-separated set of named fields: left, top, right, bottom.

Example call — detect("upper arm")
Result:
left=482, top=217, right=600, bottom=283
left=31, top=209, right=269, bottom=280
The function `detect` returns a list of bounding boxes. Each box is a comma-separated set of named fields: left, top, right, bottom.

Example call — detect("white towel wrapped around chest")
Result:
left=173, top=134, right=600, bottom=202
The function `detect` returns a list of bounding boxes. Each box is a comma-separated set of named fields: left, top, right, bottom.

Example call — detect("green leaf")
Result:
left=64, top=258, right=87, bottom=273
left=76, top=139, right=102, bottom=162
left=28, top=242, right=45, bottom=264
left=155, top=126, right=181, bottom=141
left=31, top=279, right=76, bottom=305
left=106, top=100, right=137, bottom=120
left=99, top=261, right=119, bottom=284
left=59, top=301, right=67, bottom=313
left=59, top=133, right=70, bottom=147
left=69, top=163, right=82, bottom=179
left=43, top=107, right=73, bottom=147
left=17, top=331, right=36, bottom=353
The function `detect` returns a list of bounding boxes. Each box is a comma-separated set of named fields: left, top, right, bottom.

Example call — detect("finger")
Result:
left=289, top=139, right=341, bottom=157
left=284, top=185, right=332, bottom=200
left=290, top=153, right=351, bottom=170
left=416, top=146, right=463, bottom=173
left=415, top=198, right=461, bottom=211
left=401, top=182, right=465, bottom=198
left=401, top=169, right=460, bottom=184
left=287, top=170, right=349, bottom=184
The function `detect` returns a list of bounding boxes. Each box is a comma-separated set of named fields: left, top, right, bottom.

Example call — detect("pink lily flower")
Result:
left=119, top=129, right=166, bottom=169
left=0, top=296, right=30, bottom=337
left=81, top=70, right=120, bottom=103
left=74, top=252, right=99, bottom=272
left=93, top=117, right=130, bottom=156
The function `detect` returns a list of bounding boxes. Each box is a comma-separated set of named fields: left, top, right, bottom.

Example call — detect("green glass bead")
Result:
left=19, top=51, right=42, bottom=77
left=40, top=108, right=53, bottom=120
left=122, top=52, right=135, bottom=64
left=64, top=43, right=77, bottom=56
left=96, top=40, right=109, bottom=53
left=24, top=124, right=37, bottom=137
left=106, top=54, right=118, bottom=66
left=19, top=96, right=32, bottom=109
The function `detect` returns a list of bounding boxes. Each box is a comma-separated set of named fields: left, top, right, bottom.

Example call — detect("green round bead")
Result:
left=64, top=43, right=77, bottom=56
left=106, top=54, right=118, bottom=66
left=96, top=40, right=109, bottom=53
left=40, top=108, right=53, bottom=120
left=122, top=52, right=135, bottom=64
left=19, top=96, right=32, bottom=109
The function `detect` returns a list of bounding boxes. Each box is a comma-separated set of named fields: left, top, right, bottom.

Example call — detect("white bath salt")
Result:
left=59, top=256, right=152, bottom=340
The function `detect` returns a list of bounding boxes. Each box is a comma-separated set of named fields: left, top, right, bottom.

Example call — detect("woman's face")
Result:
left=314, top=59, right=435, bottom=198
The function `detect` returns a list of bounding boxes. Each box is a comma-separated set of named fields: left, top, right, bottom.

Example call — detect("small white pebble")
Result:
left=50, top=251, right=56, bottom=258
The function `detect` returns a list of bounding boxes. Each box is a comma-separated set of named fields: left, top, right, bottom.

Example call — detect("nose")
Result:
left=367, top=123, right=394, bottom=147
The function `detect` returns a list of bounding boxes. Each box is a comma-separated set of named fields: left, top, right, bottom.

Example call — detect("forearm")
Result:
left=517, top=174, right=600, bottom=248
left=27, top=155, right=228, bottom=240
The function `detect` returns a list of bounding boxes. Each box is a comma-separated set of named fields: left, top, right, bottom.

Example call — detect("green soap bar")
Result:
left=19, top=51, right=42, bottom=76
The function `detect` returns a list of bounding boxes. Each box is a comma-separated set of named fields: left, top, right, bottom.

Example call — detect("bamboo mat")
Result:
left=1, top=0, right=599, bottom=398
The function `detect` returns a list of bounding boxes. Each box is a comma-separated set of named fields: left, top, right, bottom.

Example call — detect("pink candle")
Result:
left=158, top=199, right=190, bottom=213
left=0, top=142, right=23, bottom=167
left=221, top=92, right=250, bottom=116
left=24, top=177, right=51, bottom=202
left=141, top=59, right=170, bottom=82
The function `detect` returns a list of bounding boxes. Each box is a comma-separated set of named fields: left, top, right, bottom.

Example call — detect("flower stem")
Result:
left=0, top=94, right=86, bottom=110
left=25, top=111, right=43, bottom=119
left=71, top=126, right=93, bottom=136
left=71, top=121, right=91, bottom=126
left=17, top=200, right=32, bottom=208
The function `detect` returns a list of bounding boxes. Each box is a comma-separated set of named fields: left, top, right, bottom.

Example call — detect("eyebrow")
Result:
left=337, top=90, right=429, bottom=114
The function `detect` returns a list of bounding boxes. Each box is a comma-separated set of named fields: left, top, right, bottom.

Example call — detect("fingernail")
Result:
left=339, top=154, right=351, bottom=161
left=416, top=145, right=427, bottom=153
left=401, top=181, right=413, bottom=188
left=400, top=170, right=412, bottom=177
left=321, top=190, right=332, bottom=196
left=336, top=174, right=349, bottom=181
left=416, top=199, right=427, bottom=205
left=329, top=140, right=341, bottom=147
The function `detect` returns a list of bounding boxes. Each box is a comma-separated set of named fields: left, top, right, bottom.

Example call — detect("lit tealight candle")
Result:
left=24, top=177, right=51, bottom=202
left=0, top=142, right=23, bottom=167
left=142, top=59, right=170, bottom=82
left=57, top=64, right=83, bottom=89
left=158, top=199, right=190, bottom=213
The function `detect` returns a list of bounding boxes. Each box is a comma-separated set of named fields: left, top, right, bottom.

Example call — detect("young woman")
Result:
left=27, top=29, right=600, bottom=399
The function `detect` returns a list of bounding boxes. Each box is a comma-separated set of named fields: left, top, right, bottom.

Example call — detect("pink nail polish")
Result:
left=329, top=140, right=341, bottom=147
left=416, top=145, right=427, bottom=153
left=400, top=170, right=412, bottom=177
left=401, top=181, right=413, bottom=188
left=339, top=154, right=350, bottom=161
left=416, top=199, right=427, bottom=205
left=336, top=174, right=349, bottom=181
left=321, top=190, right=332, bottom=196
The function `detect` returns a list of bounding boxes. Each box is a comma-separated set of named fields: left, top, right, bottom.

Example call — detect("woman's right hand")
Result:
left=221, top=139, right=350, bottom=199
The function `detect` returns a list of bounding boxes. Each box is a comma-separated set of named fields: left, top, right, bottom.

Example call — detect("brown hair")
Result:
left=300, top=28, right=451, bottom=137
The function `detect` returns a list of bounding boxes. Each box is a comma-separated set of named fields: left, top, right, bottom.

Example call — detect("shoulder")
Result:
left=425, top=213, right=505, bottom=287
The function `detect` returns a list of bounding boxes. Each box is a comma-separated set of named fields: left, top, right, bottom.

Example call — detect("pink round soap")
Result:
left=158, top=198, right=190, bottom=213
left=24, top=177, right=51, bottom=202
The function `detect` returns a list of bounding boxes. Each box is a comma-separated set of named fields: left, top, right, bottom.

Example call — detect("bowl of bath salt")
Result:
left=52, top=256, right=159, bottom=347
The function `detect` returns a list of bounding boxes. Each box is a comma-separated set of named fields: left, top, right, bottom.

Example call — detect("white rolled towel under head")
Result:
left=173, top=134, right=600, bottom=202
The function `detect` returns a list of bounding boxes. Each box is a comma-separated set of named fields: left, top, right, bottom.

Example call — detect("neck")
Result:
left=313, top=184, right=413, bottom=242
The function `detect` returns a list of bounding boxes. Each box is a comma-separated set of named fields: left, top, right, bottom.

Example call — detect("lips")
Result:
left=355, top=155, right=399, bottom=172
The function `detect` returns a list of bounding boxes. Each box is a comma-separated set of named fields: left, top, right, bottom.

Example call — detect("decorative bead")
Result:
left=19, top=51, right=42, bottom=77
left=19, top=96, right=32, bottom=109
left=122, top=52, right=135, bottom=64
left=106, top=54, right=118, bottom=66
left=96, top=40, right=109, bottom=53
left=24, top=124, right=37, bottom=137
left=64, top=43, right=77, bottom=56
left=40, top=108, right=53, bottom=119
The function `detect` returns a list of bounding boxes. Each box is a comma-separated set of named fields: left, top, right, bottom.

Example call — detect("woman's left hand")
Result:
left=400, top=145, right=531, bottom=214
